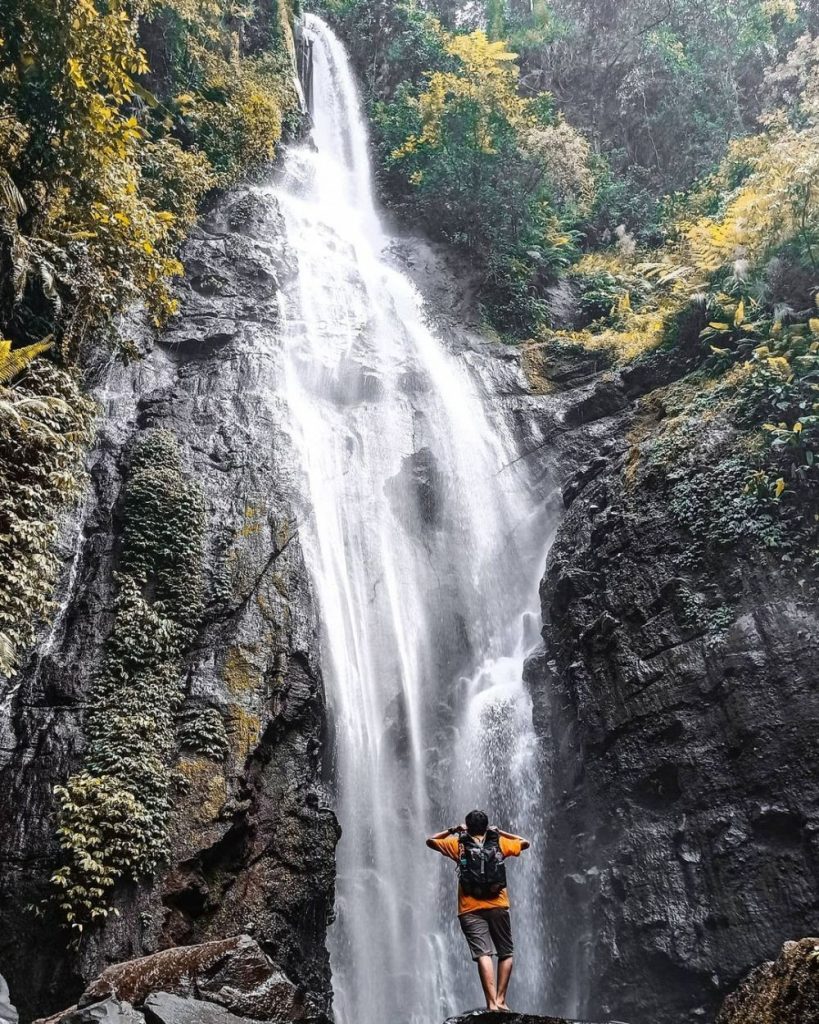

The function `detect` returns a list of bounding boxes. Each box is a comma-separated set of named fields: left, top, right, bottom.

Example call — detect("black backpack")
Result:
left=457, top=829, right=507, bottom=898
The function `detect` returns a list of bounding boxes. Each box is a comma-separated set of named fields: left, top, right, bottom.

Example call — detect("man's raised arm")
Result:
left=426, top=825, right=463, bottom=849
left=496, top=826, right=530, bottom=850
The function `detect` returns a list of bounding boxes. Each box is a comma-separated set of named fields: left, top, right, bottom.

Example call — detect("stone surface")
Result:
left=80, top=937, right=313, bottom=1022
left=61, top=1000, right=145, bottom=1024
left=143, top=993, right=252, bottom=1024
left=526, top=343, right=819, bottom=1024
left=715, top=938, right=819, bottom=1024
left=0, top=188, right=337, bottom=1021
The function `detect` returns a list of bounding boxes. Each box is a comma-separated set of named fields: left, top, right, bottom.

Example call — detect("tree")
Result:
left=378, top=29, right=593, bottom=331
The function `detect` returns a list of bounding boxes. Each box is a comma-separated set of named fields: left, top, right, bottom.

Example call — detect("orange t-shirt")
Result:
left=429, top=834, right=524, bottom=915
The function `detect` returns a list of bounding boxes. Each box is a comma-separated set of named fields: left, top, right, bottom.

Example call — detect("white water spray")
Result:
left=276, top=16, right=552, bottom=1023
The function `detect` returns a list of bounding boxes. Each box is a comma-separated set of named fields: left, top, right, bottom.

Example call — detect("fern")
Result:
left=0, top=168, right=26, bottom=217
left=0, top=337, right=53, bottom=385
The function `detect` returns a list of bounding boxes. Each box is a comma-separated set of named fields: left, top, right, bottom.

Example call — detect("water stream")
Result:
left=276, top=15, right=553, bottom=1023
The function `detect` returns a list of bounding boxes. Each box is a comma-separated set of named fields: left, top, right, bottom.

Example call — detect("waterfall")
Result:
left=276, top=15, right=552, bottom=1022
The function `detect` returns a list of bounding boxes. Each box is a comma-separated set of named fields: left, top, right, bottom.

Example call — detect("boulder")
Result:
left=61, top=1000, right=145, bottom=1024
left=715, top=937, right=819, bottom=1024
left=78, top=936, right=309, bottom=1020
left=143, top=993, right=250, bottom=1024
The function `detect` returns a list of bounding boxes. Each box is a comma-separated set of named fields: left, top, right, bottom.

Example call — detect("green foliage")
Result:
left=374, top=29, right=593, bottom=333
left=501, top=0, right=815, bottom=226
left=667, top=456, right=786, bottom=559
left=0, top=0, right=300, bottom=359
left=0, top=0, right=297, bottom=678
left=311, top=0, right=452, bottom=101
left=52, top=429, right=205, bottom=930
left=674, top=585, right=736, bottom=640
left=177, top=706, right=229, bottom=760
left=0, top=363, right=94, bottom=677
left=551, top=29, right=819, bottom=576
left=143, top=0, right=300, bottom=184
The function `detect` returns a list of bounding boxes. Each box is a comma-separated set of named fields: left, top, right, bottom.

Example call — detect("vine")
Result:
left=51, top=429, right=205, bottom=931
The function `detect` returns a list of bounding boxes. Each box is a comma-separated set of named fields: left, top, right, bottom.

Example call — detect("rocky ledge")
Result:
left=31, top=935, right=328, bottom=1024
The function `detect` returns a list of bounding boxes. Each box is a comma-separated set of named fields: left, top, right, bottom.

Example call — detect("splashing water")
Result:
left=276, top=15, right=554, bottom=1024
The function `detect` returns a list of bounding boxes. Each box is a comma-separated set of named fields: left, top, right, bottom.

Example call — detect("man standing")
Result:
left=426, top=809, right=530, bottom=1012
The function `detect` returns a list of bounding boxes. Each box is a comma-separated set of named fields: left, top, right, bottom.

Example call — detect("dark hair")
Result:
left=465, top=809, right=489, bottom=836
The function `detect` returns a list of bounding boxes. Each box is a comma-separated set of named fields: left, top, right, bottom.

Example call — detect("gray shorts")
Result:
left=458, top=908, right=514, bottom=961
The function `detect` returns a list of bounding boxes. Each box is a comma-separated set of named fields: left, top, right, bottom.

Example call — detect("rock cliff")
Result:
left=0, top=189, right=338, bottom=1022
left=524, top=339, right=819, bottom=1024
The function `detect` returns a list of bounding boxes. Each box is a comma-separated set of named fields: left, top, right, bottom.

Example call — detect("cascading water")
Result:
left=276, top=15, right=553, bottom=1023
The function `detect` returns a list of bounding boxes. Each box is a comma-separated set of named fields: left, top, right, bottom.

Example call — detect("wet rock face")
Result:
left=715, top=937, right=819, bottom=1024
left=524, top=344, right=819, bottom=1024
left=0, top=189, right=338, bottom=1021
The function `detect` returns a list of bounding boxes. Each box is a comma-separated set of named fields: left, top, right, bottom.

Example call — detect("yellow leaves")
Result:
left=734, top=299, right=745, bottom=326
left=67, top=57, right=86, bottom=89
left=775, top=477, right=786, bottom=497
left=391, top=29, right=530, bottom=167
left=762, top=0, right=797, bottom=20
left=767, top=355, right=792, bottom=374
left=0, top=336, right=53, bottom=384
left=446, top=31, right=519, bottom=76
left=685, top=118, right=819, bottom=275
left=809, top=318, right=819, bottom=335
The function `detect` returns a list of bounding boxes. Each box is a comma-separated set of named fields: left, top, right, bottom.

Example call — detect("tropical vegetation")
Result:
left=1, top=0, right=818, bottom=932
left=0, top=0, right=300, bottom=679
left=317, top=0, right=819, bottom=570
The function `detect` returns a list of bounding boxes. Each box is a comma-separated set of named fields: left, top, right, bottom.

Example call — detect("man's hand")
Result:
left=495, top=826, right=531, bottom=850
left=425, top=825, right=464, bottom=848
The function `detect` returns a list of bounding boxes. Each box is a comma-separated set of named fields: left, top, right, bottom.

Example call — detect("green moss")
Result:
left=175, top=755, right=227, bottom=824
left=52, top=429, right=205, bottom=932
left=632, top=352, right=817, bottom=575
